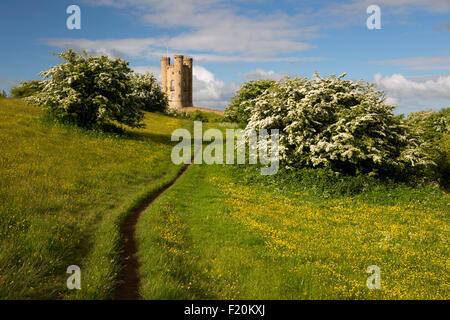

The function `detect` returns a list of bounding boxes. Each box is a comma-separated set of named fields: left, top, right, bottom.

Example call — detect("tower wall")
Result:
left=160, top=54, right=193, bottom=110
left=171, top=55, right=184, bottom=109
left=183, top=57, right=193, bottom=107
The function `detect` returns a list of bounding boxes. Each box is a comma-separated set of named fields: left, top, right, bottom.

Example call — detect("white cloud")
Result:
left=193, top=65, right=238, bottom=110
left=42, top=38, right=324, bottom=63
left=132, top=66, right=161, bottom=79
left=188, top=54, right=323, bottom=64
left=42, top=38, right=161, bottom=59
left=76, top=0, right=320, bottom=60
left=240, top=68, right=291, bottom=81
left=374, top=73, right=450, bottom=112
left=374, top=73, right=450, bottom=99
left=372, top=56, right=450, bottom=71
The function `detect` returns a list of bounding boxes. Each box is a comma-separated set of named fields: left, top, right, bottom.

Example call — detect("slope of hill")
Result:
left=0, top=98, right=190, bottom=299
left=183, top=106, right=224, bottom=115
left=135, top=124, right=449, bottom=300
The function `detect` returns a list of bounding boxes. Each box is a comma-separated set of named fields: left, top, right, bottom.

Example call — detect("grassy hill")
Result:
left=135, top=125, right=449, bottom=300
left=0, top=99, right=448, bottom=299
left=0, top=98, right=190, bottom=299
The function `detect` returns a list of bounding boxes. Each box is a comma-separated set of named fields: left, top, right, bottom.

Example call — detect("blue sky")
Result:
left=1, top=0, right=449, bottom=113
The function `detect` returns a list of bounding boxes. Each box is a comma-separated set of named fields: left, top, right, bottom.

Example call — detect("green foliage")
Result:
left=0, top=90, right=7, bottom=98
left=406, top=108, right=450, bottom=188
left=224, top=79, right=275, bottom=124
left=167, top=108, right=224, bottom=123
left=136, top=148, right=449, bottom=300
left=27, top=49, right=144, bottom=129
left=129, top=72, right=168, bottom=113
left=165, top=108, right=191, bottom=119
left=0, top=98, right=191, bottom=298
left=244, top=73, right=434, bottom=177
left=10, top=80, right=44, bottom=98
left=191, top=110, right=209, bottom=121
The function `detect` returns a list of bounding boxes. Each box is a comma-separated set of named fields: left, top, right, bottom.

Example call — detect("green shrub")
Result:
left=224, top=79, right=275, bottom=124
left=406, top=108, right=449, bottom=188
left=165, top=108, right=192, bottom=119
left=10, top=80, right=44, bottom=98
left=243, top=73, right=434, bottom=177
left=191, top=110, right=209, bottom=122
left=27, top=49, right=143, bottom=129
left=129, top=72, right=167, bottom=112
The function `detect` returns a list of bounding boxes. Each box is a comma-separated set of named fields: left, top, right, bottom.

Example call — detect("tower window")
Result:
left=170, top=80, right=175, bottom=90
left=171, top=92, right=175, bottom=100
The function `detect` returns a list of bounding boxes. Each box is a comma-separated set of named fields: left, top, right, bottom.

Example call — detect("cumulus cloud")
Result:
left=374, top=73, right=450, bottom=112
left=240, top=68, right=291, bottom=81
left=76, top=0, right=320, bottom=61
left=374, top=73, right=450, bottom=100
left=40, top=37, right=324, bottom=63
left=41, top=38, right=162, bottom=59
left=132, top=65, right=161, bottom=79
left=193, top=65, right=238, bottom=110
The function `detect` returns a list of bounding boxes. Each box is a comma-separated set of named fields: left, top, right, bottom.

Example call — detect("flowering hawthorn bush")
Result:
left=224, top=79, right=275, bottom=124
left=244, top=73, right=433, bottom=175
left=406, top=108, right=449, bottom=187
left=28, top=49, right=144, bottom=128
left=129, top=72, right=167, bottom=113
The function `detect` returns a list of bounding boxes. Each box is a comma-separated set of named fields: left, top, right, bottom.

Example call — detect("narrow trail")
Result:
left=115, top=152, right=199, bottom=300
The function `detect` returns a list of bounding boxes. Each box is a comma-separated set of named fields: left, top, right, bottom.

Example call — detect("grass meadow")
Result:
left=136, top=124, right=449, bottom=300
left=0, top=99, right=448, bottom=299
left=0, top=98, right=190, bottom=299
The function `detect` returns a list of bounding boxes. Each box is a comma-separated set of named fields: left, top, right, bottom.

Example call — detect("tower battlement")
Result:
left=160, top=55, right=193, bottom=110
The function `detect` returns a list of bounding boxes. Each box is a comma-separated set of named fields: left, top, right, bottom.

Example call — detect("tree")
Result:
left=243, top=73, right=433, bottom=176
left=406, top=108, right=449, bottom=187
left=128, top=72, right=167, bottom=113
left=10, top=80, right=44, bottom=98
left=27, top=49, right=143, bottom=128
left=0, top=90, right=7, bottom=98
left=224, top=79, right=275, bottom=124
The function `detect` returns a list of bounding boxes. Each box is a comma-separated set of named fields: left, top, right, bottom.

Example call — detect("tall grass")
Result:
left=135, top=122, right=449, bottom=300
left=0, top=99, right=189, bottom=299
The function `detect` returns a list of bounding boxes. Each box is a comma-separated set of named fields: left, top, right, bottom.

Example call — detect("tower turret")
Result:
left=183, top=57, right=193, bottom=107
left=172, top=54, right=184, bottom=109
left=160, top=57, right=170, bottom=94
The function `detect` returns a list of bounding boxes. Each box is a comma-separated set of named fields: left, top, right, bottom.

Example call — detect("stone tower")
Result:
left=161, top=54, right=193, bottom=110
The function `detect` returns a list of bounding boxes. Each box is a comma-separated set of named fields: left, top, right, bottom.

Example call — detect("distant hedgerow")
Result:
left=10, top=80, right=44, bottom=98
